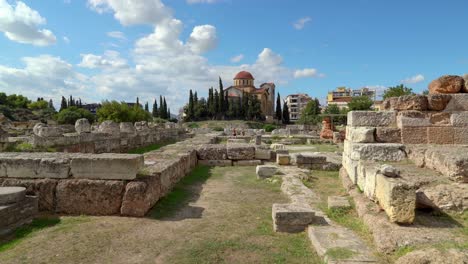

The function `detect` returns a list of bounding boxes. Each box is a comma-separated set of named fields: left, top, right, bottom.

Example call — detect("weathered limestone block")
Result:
left=342, top=154, right=358, bottom=184
left=134, top=121, right=149, bottom=132
left=344, top=140, right=407, bottom=161
left=429, top=112, right=451, bottom=126
left=346, top=126, right=375, bottom=143
left=196, top=144, right=227, bottom=160
left=198, top=160, right=232, bottom=167
left=70, top=154, right=144, bottom=180
left=234, top=160, right=262, bottom=166
left=383, top=95, right=429, bottom=111
left=276, top=154, right=290, bottom=165
left=98, top=120, right=120, bottom=135
left=406, top=146, right=427, bottom=167
left=327, top=196, right=351, bottom=209
left=0, top=187, right=25, bottom=205
left=255, top=135, right=262, bottom=145
left=362, top=163, right=379, bottom=200
left=443, top=93, right=468, bottom=111
left=226, top=144, right=255, bottom=160
left=427, top=127, right=454, bottom=144
left=347, top=111, right=396, bottom=127
left=375, top=174, right=416, bottom=224
left=416, top=183, right=467, bottom=212
left=451, top=112, right=468, bottom=127
left=0, top=195, right=37, bottom=236
left=56, top=179, right=124, bottom=215
left=424, top=148, right=468, bottom=183
left=396, top=248, right=468, bottom=264
left=272, top=203, right=316, bottom=233
left=270, top=143, right=285, bottom=150
left=0, top=178, right=57, bottom=211
left=121, top=175, right=162, bottom=217
left=375, top=127, right=401, bottom=143
left=397, top=115, right=431, bottom=128
left=256, top=165, right=277, bottom=179
left=429, top=75, right=464, bottom=94
left=75, top=118, right=91, bottom=134
left=454, top=127, right=468, bottom=144
left=401, top=127, right=428, bottom=144
left=255, top=148, right=272, bottom=160
left=291, top=153, right=327, bottom=165
left=0, top=154, right=70, bottom=179
left=227, top=138, right=247, bottom=144
left=120, top=122, right=136, bottom=134
left=33, top=123, right=61, bottom=138
left=427, top=94, right=452, bottom=111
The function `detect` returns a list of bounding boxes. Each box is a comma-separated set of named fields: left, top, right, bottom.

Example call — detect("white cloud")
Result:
left=230, top=54, right=244, bottom=63
left=87, top=0, right=172, bottom=26
left=78, top=50, right=127, bottom=69
left=293, top=17, right=311, bottom=30
left=294, top=68, right=323, bottom=78
left=401, top=74, right=425, bottom=84
left=0, top=0, right=56, bottom=46
left=107, top=31, right=126, bottom=40
left=63, top=36, right=70, bottom=44
left=187, top=25, right=217, bottom=54
left=187, top=0, right=220, bottom=4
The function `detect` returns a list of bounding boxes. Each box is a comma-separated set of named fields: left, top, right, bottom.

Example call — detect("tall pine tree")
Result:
left=162, top=97, right=167, bottom=119
left=214, top=90, right=219, bottom=117
left=275, top=93, right=282, bottom=120
left=282, top=102, right=290, bottom=124
left=188, top=90, right=194, bottom=120
left=152, top=99, right=158, bottom=117
left=60, top=96, right=67, bottom=111
left=144, top=102, right=149, bottom=112
left=159, top=95, right=164, bottom=117
left=49, top=99, right=55, bottom=111
left=219, top=77, right=224, bottom=115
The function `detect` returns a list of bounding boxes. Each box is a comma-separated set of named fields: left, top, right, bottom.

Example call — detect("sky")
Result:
left=0, top=0, right=467, bottom=111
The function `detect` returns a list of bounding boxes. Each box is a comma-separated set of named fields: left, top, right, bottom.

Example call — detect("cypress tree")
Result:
left=48, top=99, right=55, bottom=111
left=60, top=96, right=67, bottom=111
left=282, top=102, right=290, bottom=124
left=152, top=99, right=158, bottom=117
left=214, top=90, right=219, bottom=117
left=159, top=95, right=163, bottom=117
left=224, top=92, right=229, bottom=118
left=219, top=77, right=224, bottom=114
left=275, top=93, right=282, bottom=120
left=188, top=90, right=194, bottom=120
left=163, top=97, right=167, bottom=119
left=194, top=92, right=198, bottom=107
left=168, top=108, right=171, bottom=119
left=144, top=102, right=149, bottom=112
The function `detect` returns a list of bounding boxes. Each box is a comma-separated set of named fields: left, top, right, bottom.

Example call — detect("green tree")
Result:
left=27, top=100, right=49, bottom=110
left=214, top=90, right=219, bottom=115
left=422, top=89, right=429, bottom=95
left=48, top=99, right=55, bottom=111
left=60, top=96, right=68, bottom=111
left=219, top=77, right=225, bottom=115
left=282, top=102, right=290, bottom=124
left=275, top=93, right=282, bottom=121
left=5, top=94, right=30, bottom=108
left=162, top=97, right=168, bottom=119
left=144, top=102, right=149, bottom=112
left=383, top=84, right=414, bottom=99
left=152, top=99, right=158, bottom=117
left=348, top=96, right=373, bottom=111
left=159, top=95, right=164, bottom=117
left=298, top=99, right=321, bottom=125
left=97, top=101, right=151, bottom=123
left=187, top=90, right=194, bottom=120
left=56, top=106, right=94, bottom=125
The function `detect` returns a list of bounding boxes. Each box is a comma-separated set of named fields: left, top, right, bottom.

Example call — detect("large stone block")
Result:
left=0, top=187, right=25, bottom=205
left=276, top=154, right=290, bottom=165
left=121, top=176, right=161, bottom=217
left=427, top=127, right=454, bottom=144
left=454, top=127, right=468, bottom=145
left=347, top=111, right=396, bottom=127
left=98, top=120, right=120, bottom=135
left=272, top=203, right=316, bottom=233
left=56, top=179, right=124, bottom=215
left=346, top=126, right=375, bottom=143
left=416, top=183, right=467, bottom=212
left=427, top=94, right=452, bottom=111
left=75, top=118, right=91, bottom=134
left=383, top=95, right=428, bottom=111
left=0, top=195, right=37, bottom=236
left=0, top=178, right=57, bottom=211
left=451, top=112, right=468, bottom=127
left=256, top=165, right=277, bottom=179
left=375, top=174, right=416, bottom=224
left=291, top=153, right=327, bottom=165
left=444, top=94, right=468, bottom=111
left=342, top=154, right=358, bottom=184
left=344, top=140, right=407, bottom=161
left=226, top=144, right=255, bottom=160
left=424, top=147, right=468, bottom=183
left=397, top=115, right=431, bottom=128
left=70, top=154, right=143, bottom=180
left=255, top=148, right=272, bottom=160
left=375, top=127, right=401, bottom=143
left=401, top=127, right=428, bottom=144
left=429, top=75, right=464, bottom=94
left=363, top=163, right=379, bottom=200
left=429, top=112, right=451, bottom=126
left=196, top=144, right=227, bottom=160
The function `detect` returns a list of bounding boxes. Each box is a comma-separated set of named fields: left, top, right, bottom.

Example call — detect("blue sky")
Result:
left=0, top=0, right=467, bottom=110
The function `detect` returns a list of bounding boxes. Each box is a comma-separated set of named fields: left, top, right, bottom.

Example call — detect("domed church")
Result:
left=225, top=71, right=276, bottom=118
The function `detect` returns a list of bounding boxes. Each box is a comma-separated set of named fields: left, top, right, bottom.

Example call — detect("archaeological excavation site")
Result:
left=0, top=74, right=466, bottom=264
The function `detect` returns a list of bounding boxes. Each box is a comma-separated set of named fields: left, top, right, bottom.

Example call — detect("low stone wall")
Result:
left=0, top=187, right=38, bottom=236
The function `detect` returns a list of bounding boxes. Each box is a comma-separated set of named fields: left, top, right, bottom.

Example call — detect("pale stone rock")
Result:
left=375, top=127, right=401, bottom=143
left=0, top=186, right=25, bottom=205
left=276, top=154, right=290, bottom=165
left=396, top=248, right=468, bottom=264
left=33, top=123, right=61, bottom=137
left=234, top=160, right=261, bottom=166
left=347, top=111, right=396, bottom=127
left=196, top=144, right=227, bottom=160
left=344, top=140, right=407, bottom=161
left=424, top=147, right=468, bottom=183
left=416, top=183, right=467, bottom=212
left=75, top=118, right=91, bottom=134
left=451, top=112, right=468, bottom=127
left=98, top=121, right=120, bottom=135
left=255, top=148, right=272, bottom=160
left=375, top=174, right=416, bottom=224
left=0, top=178, right=57, bottom=211
left=272, top=203, right=316, bottom=233
left=397, top=115, right=431, bottom=128
left=270, top=143, right=285, bottom=150
left=256, top=165, right=277, bottom=179
left=444, top=93, right=468, bottom=111
left=346, top=126, right=375, bottom=143
left=429, top=75, right=464, bottom=94
left=70, top=154, right=143, bottom=180
left=291, top=153, right=326, bottom=165
left=427, top=94, right=452, bottom=111
left=119, top=122, right=136, bottom=134
left=383, top=95, right=428, bottom=111
left=226, top=144, right=255, bottom=160
left=378, top=164, right=400, bottom=178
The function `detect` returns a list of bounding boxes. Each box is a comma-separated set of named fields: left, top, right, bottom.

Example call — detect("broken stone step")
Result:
left=327, top=196, right=351, bottom=210
left=308, top=225, right=377, bottom=263
left=0, top=186, right=26, bottom=205
left=272, top=203, right=327, bottom=233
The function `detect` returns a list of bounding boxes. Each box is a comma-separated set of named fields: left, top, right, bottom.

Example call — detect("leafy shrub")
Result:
left=97, top=101, right=151, bottom=123
left=187, top=123, right=200, bottom=128
left=263, top=124, right=277, bottom=132
left=56, top=106, right=95, bottom=125
left=27, top=100, right=49, bottom=110
left=212, top=126, right=224, bottom=131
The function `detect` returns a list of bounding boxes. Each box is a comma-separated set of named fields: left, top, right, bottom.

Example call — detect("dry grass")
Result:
left=0, top=166, right=321, bottom=264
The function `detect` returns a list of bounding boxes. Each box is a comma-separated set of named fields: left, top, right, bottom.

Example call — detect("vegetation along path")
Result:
left=0, top=166, right=321, bottom=264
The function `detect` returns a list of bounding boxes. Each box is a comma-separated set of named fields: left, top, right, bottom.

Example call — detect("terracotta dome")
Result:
left=234, top=71, right=254, bottom=80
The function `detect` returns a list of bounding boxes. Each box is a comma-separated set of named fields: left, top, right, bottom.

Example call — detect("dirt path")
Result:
left=0, top=166, right=321, bottom=264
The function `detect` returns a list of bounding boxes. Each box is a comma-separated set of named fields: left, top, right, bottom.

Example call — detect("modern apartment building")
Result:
left=327, top=87, right=376, bottom=109
left=284, top=93, right=312, bottom=121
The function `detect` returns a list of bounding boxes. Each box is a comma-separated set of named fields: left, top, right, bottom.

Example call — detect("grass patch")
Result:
left=148, top=165, right=213, bottom=219
left=128, top=140, right=175, bottom=154
left=0, top=215, right=90, bottom=253
left=5, top=142, right=56, bottom=152
left=326, top=247, right=357, bottom=260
